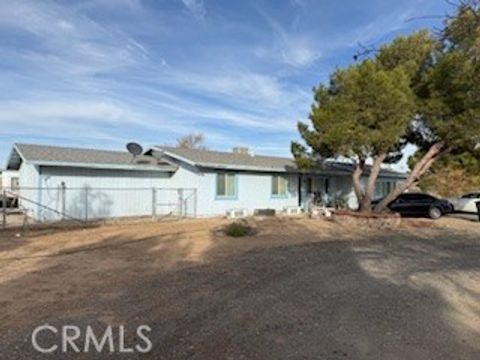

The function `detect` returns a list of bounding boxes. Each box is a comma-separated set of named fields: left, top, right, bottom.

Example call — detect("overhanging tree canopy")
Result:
left=376, top=1, right=480, bottom=211
left=292, top=32, right=433, bottom=211
left=293, top=1, right=480, bottom=213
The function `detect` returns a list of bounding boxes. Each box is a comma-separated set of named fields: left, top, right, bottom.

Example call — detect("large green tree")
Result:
left=292, top=32, right=433, bottom=211
left=375, top=1, right=480, bottom=211
left=294, top=2, right=480, bottom=213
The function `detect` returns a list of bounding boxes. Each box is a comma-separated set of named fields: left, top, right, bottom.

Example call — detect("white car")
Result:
left=448, top=192, right=480, bottom=213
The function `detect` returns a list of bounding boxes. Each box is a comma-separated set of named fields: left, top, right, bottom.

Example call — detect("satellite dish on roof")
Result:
left=126, top=142, right=143, bottom=156
left=126, top=142, right=143, bottom=162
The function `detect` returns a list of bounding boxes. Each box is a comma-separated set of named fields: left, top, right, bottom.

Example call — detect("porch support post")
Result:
left=61, top=182, right=66, bottom=219
left=84, top=187, right=89, bottom=222
left=298, top=174, right=302, bottom=207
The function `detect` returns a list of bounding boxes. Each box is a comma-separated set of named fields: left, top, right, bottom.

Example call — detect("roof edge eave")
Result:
left=30, top=161, right=178, bottom=172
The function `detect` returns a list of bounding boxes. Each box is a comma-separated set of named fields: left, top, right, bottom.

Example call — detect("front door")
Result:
left=303, top=176, right=331, bottom=206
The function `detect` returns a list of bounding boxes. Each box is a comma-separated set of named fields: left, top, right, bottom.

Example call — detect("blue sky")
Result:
left=0, top=0, right=452, bottom=170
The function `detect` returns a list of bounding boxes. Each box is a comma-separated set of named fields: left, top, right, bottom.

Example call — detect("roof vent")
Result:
left=232, top=146, right=254, bottom=156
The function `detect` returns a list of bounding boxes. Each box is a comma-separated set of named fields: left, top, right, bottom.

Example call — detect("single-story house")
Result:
left=5, top=143, right=406, bottom=221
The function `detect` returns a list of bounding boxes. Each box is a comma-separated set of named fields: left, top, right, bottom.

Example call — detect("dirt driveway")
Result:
left=0, top=216, right=479, bottom=359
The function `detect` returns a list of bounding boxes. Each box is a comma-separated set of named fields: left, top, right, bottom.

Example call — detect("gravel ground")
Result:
left=0, top=216, right=479, bottom=359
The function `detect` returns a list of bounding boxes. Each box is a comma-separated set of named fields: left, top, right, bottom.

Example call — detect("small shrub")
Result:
left=224, top=221, right=252, bottom=237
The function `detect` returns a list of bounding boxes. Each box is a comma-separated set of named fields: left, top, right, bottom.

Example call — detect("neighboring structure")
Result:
left=4, top=143, right=406, bottom=221
left=0, top=168, right=19, bottom=192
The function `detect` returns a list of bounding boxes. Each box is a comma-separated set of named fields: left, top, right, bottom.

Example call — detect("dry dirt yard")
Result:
left=0, top=215, right=479, bottom=359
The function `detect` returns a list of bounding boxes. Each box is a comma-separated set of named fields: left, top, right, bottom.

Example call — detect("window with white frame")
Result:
left=216, top=173, right=236, bottom=198
left=10, top=177, right=19, bottom=190
left=272, top=175, right=287, bottom=197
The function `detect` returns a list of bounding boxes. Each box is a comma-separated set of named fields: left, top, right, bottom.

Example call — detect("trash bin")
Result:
left=476, top=201, right=480, bottom=222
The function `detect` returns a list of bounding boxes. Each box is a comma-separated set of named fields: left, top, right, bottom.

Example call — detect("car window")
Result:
left=394, top=194, right=416, bottom=203
left=405, top=194, right=422, bottom=201
left=462, top=193, right=480, bottom=199
left=395, top=194, right=410, bottom=203
left=416, top=194, right=436, bottom=202
left=397, top=194, right=435, bottom=203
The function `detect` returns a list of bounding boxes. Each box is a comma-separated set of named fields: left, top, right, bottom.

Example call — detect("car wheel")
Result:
left=429, top=207, right=442, bottom=220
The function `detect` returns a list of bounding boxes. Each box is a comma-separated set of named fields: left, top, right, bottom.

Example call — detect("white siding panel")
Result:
left=168, top=169, right=299, bottom=217
left=39, top=167, right=172, bottom=221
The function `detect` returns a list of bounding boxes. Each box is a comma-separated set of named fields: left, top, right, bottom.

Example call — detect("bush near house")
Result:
left=224, top=220, right=253, bottom=237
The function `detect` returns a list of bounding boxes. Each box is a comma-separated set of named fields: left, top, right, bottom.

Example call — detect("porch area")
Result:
left=299, top=174, right=399, bottom=211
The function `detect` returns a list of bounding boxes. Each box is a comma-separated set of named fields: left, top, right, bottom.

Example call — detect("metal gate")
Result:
left=153, top=188, right=197, bottom=218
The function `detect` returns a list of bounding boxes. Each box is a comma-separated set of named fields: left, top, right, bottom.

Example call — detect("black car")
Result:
left=372, top=193, right=454, bottom=219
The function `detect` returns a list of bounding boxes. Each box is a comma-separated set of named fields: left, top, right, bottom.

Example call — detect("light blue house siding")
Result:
left=16, top=163, right=300, bottom=221
left=7, top=143, right=405, bottom=221
left=170, top=168, right=299, bottom=217
left=301, top=174, right=401, bottom=210
left=37, top=167, right=173, bottom=220
left=153, top=153, right=300, bottom=217
left=15, top=164, right=170, bottom=221
left=31, top=167, right=399, bottom=220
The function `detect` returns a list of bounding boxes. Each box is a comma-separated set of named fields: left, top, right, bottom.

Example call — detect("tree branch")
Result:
left=353, top=43, right=378, bottom=61
left=374, top=142, right=451, bottom=212
left=360, top=153, right=387, bottom=211
left=352, top=157, right=366, bottom=206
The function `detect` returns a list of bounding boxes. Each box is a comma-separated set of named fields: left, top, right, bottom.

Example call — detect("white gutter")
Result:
left=29, top=161, right=178, bottom=172
left=196, top=162, right=297, bottom=173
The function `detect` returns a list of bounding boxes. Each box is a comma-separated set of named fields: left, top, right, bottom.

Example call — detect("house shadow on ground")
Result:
left=0, top=218, right=479, bottom=359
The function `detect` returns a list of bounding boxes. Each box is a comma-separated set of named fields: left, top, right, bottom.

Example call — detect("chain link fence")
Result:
left=1, top=186, right=197, bottom=229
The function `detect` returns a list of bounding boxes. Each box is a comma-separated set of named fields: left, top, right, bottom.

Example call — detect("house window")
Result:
left=306, top=178, right=312, bottom=194
left=375, top=181, right=396, bottom=198
left=216, top=173, right=237, bottom=198
left=324, top=178, right=330, bottom=195
left=10, top=177, right=19, bottom=190
left=272, top=175, right=287, bottom=197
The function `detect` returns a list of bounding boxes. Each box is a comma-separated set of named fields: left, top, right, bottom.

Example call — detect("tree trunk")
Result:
left=360, top=153, right=387, bottom=211
left=374, top=142, right=449, bottom=212
left=352, top=158, right=366, bottom=210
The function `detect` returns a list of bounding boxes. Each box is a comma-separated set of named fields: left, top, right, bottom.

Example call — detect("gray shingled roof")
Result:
left=157, top=146, right=298, bottom=171
left=155, top=146, right=407, bottom=178
left=9, top=143, right=177, bottom=171
left=7, top=143, right=406, bottom=178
